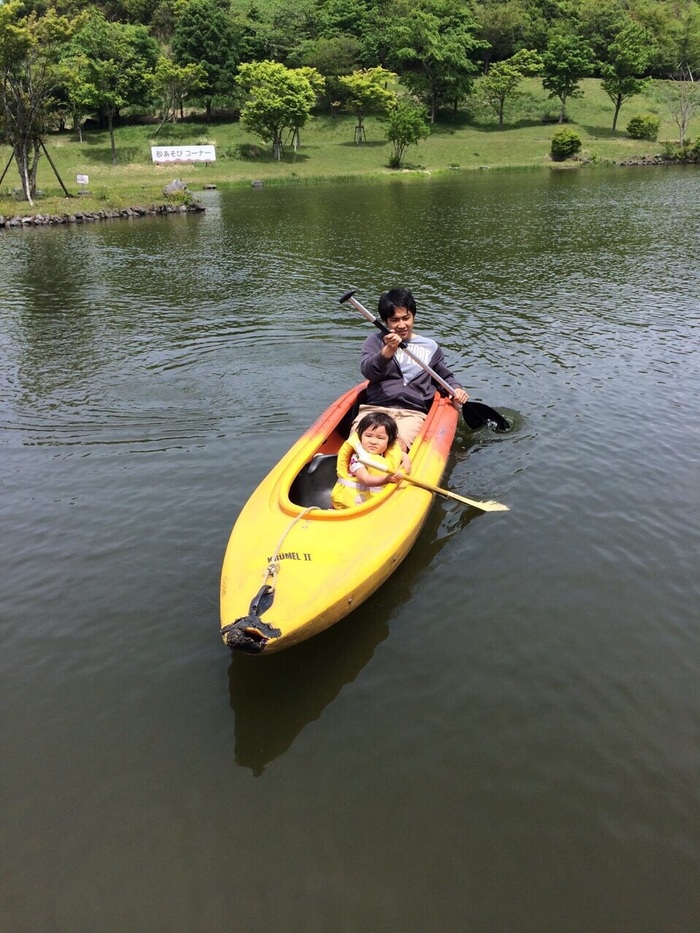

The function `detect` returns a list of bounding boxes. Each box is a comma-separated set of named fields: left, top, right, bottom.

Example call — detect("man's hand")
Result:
left=381, top=332, right=402, bottom=357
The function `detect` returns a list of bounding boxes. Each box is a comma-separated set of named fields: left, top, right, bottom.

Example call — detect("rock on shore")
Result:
left=0, top=201, right=205, bottom=230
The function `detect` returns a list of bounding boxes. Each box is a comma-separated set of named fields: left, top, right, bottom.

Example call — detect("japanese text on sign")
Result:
left=151, top=145, right=216, bottom=163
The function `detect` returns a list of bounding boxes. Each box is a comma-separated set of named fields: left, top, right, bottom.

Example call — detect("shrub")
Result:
left=384, top=100, right=431, bottom=169
left=661, top=138, right=700, bottom=162
left=627, top=114, right=660, bottom=141
left=238, top=142, right=264, bottom=159
left=550, top=128, right=582, bottom=161
left=541, top=110, right=566, bottom=124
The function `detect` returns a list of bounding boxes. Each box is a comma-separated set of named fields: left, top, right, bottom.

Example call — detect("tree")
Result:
left=69, top=12, right=159, bottom=164
left=172, top=0, right=240, bottom=119
left=541, top=32, right=595, bottom=123
left=656, top=63, right=700, bottom=146
left=339, top=66, right=396, bottom=142
left=600, top=20, right=655, bottom=131
left=472, top=0, right=532, bottom=73
left=287, top=65, right=325, bottom=148
left=0, top=5, right=71, bottom=204
left=675, top=1, right=700, bottom=75
left=480, top=48, right=542, bottom=127
left=388, top=0, right=486, bottom=122
left=237, top=0, right=320, bottom=67
left=577, top=0, right=627, bottom=65
left=237, top=60, right=322, bottom=160
left=152, top=56, right=207, bottom=129
left=288, top=35, right=361, bottom=111
left=384, top=98, right=430, bottom=167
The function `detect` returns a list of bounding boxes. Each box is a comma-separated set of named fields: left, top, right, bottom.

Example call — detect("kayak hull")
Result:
left=220, top=383, right=458, bottom=653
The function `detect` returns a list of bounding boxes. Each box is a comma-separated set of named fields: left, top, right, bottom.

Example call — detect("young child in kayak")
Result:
left=331, top=411, right=404, bottom=510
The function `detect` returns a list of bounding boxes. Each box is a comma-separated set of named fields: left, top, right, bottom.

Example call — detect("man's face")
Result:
left=386, top=306, right=414, bottom=341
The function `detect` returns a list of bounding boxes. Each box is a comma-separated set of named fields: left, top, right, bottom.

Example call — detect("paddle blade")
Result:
left=472, top=499, right=510, bottom=512
left=462, top=401, right=511, bottom=433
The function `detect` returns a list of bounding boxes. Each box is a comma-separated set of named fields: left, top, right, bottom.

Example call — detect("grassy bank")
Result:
left=1, top=78, right=696, bottom=219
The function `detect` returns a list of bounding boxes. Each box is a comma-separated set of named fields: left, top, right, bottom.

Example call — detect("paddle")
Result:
left=339, top=290, right=511, bottom=432
left=357, top=458, right=509, bottom=512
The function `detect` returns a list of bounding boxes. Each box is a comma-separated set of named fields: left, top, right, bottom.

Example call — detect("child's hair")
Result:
left=356, top=411, right=398, bottom=447
left=378, top=287, right=416, bottom=322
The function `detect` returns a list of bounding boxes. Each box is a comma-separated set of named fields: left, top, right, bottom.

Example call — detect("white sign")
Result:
left=151, top=145, right=216, bottom=163
left=77, top=174, right=89, bottom=185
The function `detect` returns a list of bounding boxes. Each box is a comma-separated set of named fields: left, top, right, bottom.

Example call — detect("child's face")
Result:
left=361, top=425, right=390, bottom=455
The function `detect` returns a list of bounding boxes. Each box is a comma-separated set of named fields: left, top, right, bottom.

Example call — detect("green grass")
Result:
left=1, top=78, right=696, bottom=218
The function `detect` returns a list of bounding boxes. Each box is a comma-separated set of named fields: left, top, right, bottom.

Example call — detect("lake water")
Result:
left=2, top=166, right=699, bottom=932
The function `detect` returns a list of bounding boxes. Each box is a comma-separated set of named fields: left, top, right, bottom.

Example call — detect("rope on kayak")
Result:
left=221, top=506, right=319, bottom=653
left=263, top=505, right=319, bottom=592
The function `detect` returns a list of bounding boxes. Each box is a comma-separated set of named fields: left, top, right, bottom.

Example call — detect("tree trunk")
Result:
left=14, top=142, right=35, bottom=206
left=612, top=97, right=622, bottom=131
left=108, top=111, right=117, bottom=166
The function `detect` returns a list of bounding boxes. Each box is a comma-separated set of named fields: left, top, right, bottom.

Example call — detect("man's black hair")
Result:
left=377, top=287, right=416, bottom=322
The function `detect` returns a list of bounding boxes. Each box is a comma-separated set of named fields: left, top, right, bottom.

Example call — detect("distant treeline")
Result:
left=3, top=0, right=699, bottom=199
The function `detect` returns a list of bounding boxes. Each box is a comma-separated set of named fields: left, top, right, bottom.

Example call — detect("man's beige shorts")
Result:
left=350, top=404, right=427, bottom=449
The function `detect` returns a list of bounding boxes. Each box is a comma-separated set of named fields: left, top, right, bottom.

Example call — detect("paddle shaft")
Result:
left=357, top=458, right=509, bottom=512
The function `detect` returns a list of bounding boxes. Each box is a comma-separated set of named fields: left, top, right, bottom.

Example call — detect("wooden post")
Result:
left=40, top=142, right=74, bottom=198
left=0, top=151, right=14, bottom=188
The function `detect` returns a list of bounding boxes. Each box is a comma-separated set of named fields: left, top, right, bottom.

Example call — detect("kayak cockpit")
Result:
left=289, top=454, right=338, bottom=509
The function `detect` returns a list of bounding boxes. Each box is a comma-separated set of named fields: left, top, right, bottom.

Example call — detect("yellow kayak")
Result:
left=220, top=382, right=458, bottom=654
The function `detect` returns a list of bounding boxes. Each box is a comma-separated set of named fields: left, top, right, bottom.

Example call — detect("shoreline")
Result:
left=0, top=200, right=205, bottom=230
left=1, top=151, right=694, bottom=230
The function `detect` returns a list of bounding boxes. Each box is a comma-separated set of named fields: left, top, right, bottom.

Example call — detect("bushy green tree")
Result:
left=237, top=60, right=322, bottom=160
left=384, top=98, right=430, bottom=167
left=68, top=12, right=159, bottom=164
left=472, top=0, right=532, bottom=73
left=237, top=0, right=320, bottom=67
left=0, top=4, right=73, bottom=202
left=480, top=48, right=542, bottom=127
left=153, top=56, right=207, bottom=129
left=541, top=32, right=594, bottom=123
left=600, top=20, right=655, bottom=130
left=388, top=0, right=486, bottom=122
left=172, top=0, right=240, bottom=118
left=571, top=0, right=622, bottom=63
left=339, top=66, right=397, bottom=141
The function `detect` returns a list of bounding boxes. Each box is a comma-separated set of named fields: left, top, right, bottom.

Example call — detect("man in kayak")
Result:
left=352, top=287, right=469, bottom=470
